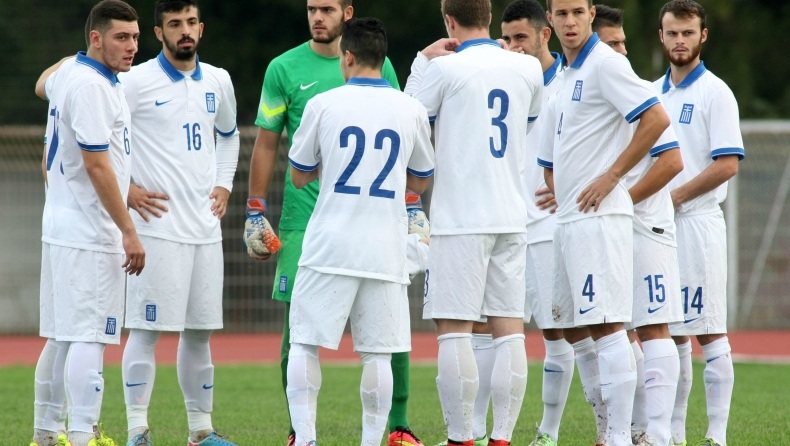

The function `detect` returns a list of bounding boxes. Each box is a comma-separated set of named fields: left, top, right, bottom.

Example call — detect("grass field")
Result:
left=3, top=362, right=788, bottom=445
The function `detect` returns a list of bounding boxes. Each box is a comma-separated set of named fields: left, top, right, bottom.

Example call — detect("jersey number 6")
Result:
left=334, top=126, right=400, bottom=199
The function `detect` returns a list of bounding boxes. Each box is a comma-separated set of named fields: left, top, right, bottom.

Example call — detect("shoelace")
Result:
left=129, top=430, right=151, bottom=446
left=397, top=427, right=422, bottom=444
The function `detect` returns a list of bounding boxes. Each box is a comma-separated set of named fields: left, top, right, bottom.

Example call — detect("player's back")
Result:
left=417, top=39, right=543, bottom=235
left=289, top=78, right=434, bottom=284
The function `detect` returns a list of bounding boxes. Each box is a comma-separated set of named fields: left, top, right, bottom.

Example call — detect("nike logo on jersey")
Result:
left=645, top=378, right=656, bottom=384
left=126, top=382, right=147, bottom=387
left=648, top=305, right=665, bottom=314
left=684, top=317, right=700, bottom=324
left=579, top=306, right=596, bottom=315
left=544, top=366, right=564, bottom=373
left=203, top=384, right=214, bottom=389
left=300, top=81, right=318, bottom=90
left=155, top=99, right=173, bottom=106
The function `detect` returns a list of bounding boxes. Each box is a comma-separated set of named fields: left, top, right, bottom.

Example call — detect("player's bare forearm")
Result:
left=41, top=146, right=48, bottom=187
left=671, top=155, right=739, bottom=209
left=629, top=148, right=683, bottom=205
left=612, top=105, right=671, bottom=180
left=290, top=166, right=318, bottom=189
left=35, top=55, right=74, bottom=100
left=248, top=127, right=282, bottom=198
left=544, top=168, right=555, bottom=195
left=83, top=151, right=137, bottom=235
left=406, top=173, right=430, bottom=195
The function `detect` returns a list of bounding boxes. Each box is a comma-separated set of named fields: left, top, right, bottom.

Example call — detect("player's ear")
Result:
left=344, top=5, right=353, bottom=21
left=658, top=28, right=664, bottom=44
left=542, top=26, right=552, bottom=45
left=700, top=27, right=708, bottom=44
left=154, top=26, right=164, bottom=43
left=546, top=11, right=554, bottom=28
left=89, top=29, right=102, bottom=49
left=589, top=5, right=596, bottom=24
left=199, top=22, right=204, bottom=38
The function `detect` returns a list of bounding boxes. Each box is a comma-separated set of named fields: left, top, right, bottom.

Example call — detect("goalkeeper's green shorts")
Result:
left=272, top=229, right=305, bottom=303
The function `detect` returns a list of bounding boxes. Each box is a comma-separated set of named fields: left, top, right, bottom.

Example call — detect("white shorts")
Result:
left=126, top=236, right=223, bottom=331
left=670, top=210, right=728, bottom=336
left=290, top=267, right=411, bottom=353
left=631, top=232, right=683, bottom=328
left=525, top=241, right=559, bottom=328
left=39, top=243, right=125, bottom=344
left=553, top=215, right=633, bottom=328
left=422, top=233, right=527, bottom=321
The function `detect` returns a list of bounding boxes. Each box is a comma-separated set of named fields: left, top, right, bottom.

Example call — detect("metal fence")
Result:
left=0, top=123, right=788, bottom=333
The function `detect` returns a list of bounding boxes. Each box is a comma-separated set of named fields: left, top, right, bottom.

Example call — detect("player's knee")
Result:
left=290, top=343, right=319, bottom=359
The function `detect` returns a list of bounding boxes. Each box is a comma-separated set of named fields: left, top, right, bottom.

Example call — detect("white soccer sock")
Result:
left=596, top=331, right=637, bottom=446
left=642, top=339, right=679, bottom=446
left=471, top=333, right=495, bottom=440
left=65, top=342, right=106, bottom=438
left=34, top=339, right=70, bottom=438
left=436, top=333, right=478, bottom=443
left=359, top=352, right=393, bottom=446
left=631, top=340, right=648, bottom=440
left=671, top=341, right=693, bottom=445
left=122, top=329, right=160, bottom=435
left=287, top=343, right=321, bottom=445
left=572, top=337, right=607, bottom=444
left=177, top=330, right=214, bottom=438
left=702, top=337, right=734, bottom=445
left=539, top=338, right=574, bottom=442
left=490, top=334, right=527, bottom=442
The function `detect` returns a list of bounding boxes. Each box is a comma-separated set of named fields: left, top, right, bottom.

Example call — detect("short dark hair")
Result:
left=546, top=0, right=592, bottom=12
left=502, top=0, right=549, bottom=31
left=441, top=0, right=491, bottom=29
left=340, top=18, right=387, bottom=69
left=85, top=0, right=138, bottom=45
left=155, top=0, right=200, bottom=28
left=659, top=0, right=706, bottom=30
left=592, top=4, right=624, bottom=31
left=338, top=0, right=352, bottom=7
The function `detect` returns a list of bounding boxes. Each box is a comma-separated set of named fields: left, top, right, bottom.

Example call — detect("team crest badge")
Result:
left=206, top=93, right=216, bottom=113
left=572, top=80, right=584, bottom=101
left=279, top=276, right=288, bottom=293
left=146, top=304, right=157, bottom=322
left=680, top=104, right=694, bottom=124
left=105, top=318, right=117, bottom=335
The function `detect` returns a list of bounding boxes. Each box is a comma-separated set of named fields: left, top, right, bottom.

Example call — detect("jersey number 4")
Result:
left=335, top=126, right=400, bottom=199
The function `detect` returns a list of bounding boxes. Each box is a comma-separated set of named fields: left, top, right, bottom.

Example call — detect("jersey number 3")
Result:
left=488, top=89, right=510, bottom=158
left=335, top=126, right=400, bottom=199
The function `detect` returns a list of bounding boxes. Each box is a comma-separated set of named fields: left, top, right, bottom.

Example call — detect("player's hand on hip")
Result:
left=422, top=38, right=461, bottom=60
left=535, top=187, right=558, bottom=214
left=210, top=186, right=231, bottom=219
left=406, top=191, right=430, bottom=243
left=122, top=231, right=146, bottom=276
left=243, top=197, right=282, bottom=261
left=577, top=171, right=619, bottom=213
left=128, top=184, right=169, bottom=222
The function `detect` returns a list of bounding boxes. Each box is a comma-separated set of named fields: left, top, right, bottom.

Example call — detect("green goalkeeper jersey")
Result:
left=255, top=41, right=401, bottom=230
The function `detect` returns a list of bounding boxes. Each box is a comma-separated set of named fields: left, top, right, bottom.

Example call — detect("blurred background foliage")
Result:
left=2, top=0, right=789, bottom=125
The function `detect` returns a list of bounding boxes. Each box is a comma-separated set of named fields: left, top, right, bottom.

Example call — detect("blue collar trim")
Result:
left=560, top=33, right=600, bottom=69
left=544, top=52, right=562, bottom=86
left=346, top=77, right=391, bottom=88
left=662, top=61, right=707, bottom=93
left=456, top=38, right=501, bottom=52
left=157, top=50, right=203, bottom=82
left=75, top=52, right=118, bottom=86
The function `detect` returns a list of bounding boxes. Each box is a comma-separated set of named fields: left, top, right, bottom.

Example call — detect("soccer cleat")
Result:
left=527, top=427, right=557, bottom=446
left=126, top=430, right=151, bottom=446
left=433, top=437, right=487, bottom=446
left=487, top=439, right=510, bottom=446
left=672, top=443, right=688, bottom=446
left=389, top=426, right=424, bottom=446
left=286, top=432, right=296, bottom=446
left=88, top=424, right=120, bottom=446
left=187, top=432, right=238, bottom=445
left=691, top=439, right=723, bottom=446
left=58, top=434, right=72, bottom=446
left=635, top=436, right=660, bottom=446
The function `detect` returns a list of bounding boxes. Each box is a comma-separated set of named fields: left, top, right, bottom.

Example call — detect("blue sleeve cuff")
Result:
left=528, top=115, right=539, bottom=123
left=429, top=115, right=437, bottom=122
left=78, top=142, right=109, bottom=152
left=650, top=141, right=680, bottom=157
left=625, top=97, right=660, bottom=123
left=407, top=167, right=434, bottom=178
left=215, top=125, right=237, bottom=138
left=711, top=147, right=745, bottom=160
left=289, top=158, right=319, bottom=172
left=537, top=158, right=553, bottom=168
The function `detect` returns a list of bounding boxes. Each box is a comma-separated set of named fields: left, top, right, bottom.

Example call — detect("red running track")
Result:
left=2, top=331, right=789, bottom=366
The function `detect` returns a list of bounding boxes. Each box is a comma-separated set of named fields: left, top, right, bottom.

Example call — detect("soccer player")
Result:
left=405, top=0, right=544, bottom=444
left=592, top=4, right=627, bottom=55
left=243, top=2, right=423, bottom=444
left=285, top=17, right=435, bottom=446
left=112, top=1, right=240, bottom=445
left=655, top=2, right=743, bottom=445
left=33, top=1, right=144, bottom=446
left=539, top=1, right=671, bottom=446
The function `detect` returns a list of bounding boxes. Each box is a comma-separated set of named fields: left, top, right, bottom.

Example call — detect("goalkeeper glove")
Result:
left=406, top=190, right=430, bottom=242
left=243, top=197, right=282, bottom=261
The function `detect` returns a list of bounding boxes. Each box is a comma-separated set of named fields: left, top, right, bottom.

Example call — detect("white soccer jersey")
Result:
left=405, top=39, right=544, bottom=235
left=118, top=52, right=239, bottom=244
left=289, top=77, right=435, bottom=284
left=537, top=33, right=661, bottom=224
left=655, top=62, right=745, bottom=214
left=525, top=53, right=562, bottom=244
left=43, top=57, right=78, bottom=183
left=41, top=52, right=132, bottom=254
